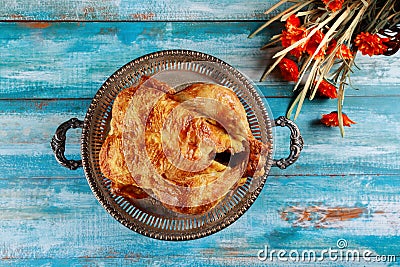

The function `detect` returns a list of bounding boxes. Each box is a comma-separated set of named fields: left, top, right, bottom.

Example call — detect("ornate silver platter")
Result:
left=51, top=50, right=303, bottom=240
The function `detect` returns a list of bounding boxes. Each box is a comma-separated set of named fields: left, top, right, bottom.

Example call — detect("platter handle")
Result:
left=51, top=118, right=84, bottom=170
left=272, top=116, right=304, bottom=169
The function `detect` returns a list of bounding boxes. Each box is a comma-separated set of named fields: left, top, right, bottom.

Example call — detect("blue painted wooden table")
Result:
left=1, top=1, right=400, bottom=266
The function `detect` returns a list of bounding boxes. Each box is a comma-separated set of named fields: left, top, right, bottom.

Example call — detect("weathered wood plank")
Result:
left=1, top=96, right=399, bottom=178
left=0, top=22, right=399, bottom=99
left=0, top=175, right=399, bottom=261
left=1, top=257, right=388, bottom=266
left=1, top=0, right=278, bottom=21
left=272, top=96, right=400, bottom=176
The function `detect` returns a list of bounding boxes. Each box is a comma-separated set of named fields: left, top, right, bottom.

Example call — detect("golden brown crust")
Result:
left=99, top=133, right=149, bottom=199
left=244, top=137, right=268, bottom=178
left=99, top=79, right=269, bottom=215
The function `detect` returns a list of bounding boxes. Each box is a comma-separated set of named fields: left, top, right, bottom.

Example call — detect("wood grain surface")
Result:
left=1, top=1, right=400, bottom=266
left=0, top=0, right=282, bottom=21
